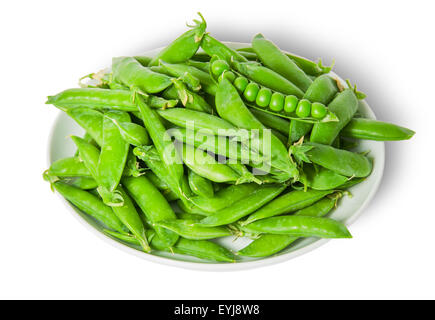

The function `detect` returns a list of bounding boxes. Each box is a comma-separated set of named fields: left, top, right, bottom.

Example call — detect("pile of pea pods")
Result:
left=44, top=13, right=414, bottom=262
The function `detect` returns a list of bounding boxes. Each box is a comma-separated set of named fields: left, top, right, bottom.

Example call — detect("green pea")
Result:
left=234, top=76, right=249, bottom=93
left=311, top=102, right=327, bottom=119
left=222, top=71, right=236, bottom=83
left=269, top=92, right=285, bottom=112
left=243, top=82, right=260, bottom=102
left=211, top=59, right=230, bottom=76
left=255, top=87, right=272, bottom=108
left=296, top=99, right=311, bottom=118
left=284, top=95, right=298, bottom=113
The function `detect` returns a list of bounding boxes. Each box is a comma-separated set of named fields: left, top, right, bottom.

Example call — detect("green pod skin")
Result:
left=111, top=186, right=150, bottom=252
left=61, top=176, right=98, bottom=190
left=163, top=82, right=213, bottom=113
left=191, top=52, right=212, bottom=62
left=227, top=162, right=262, bottom=185
left=250, top=108, right=290, bottom=135
left=48, top=156, right=91, bottom=177
left=238, top=196, right=338, bottom=257
left=136, top=94, right=185, bottom=195
left=241, top=215, right=352, bottom=238
left=201, top=34, right=248, bottom=63
left=176, top=128, right=264, bottom=164
left=337, top=177, right=365, bottom=190
left=305, top=142, right=373, bottom=178
left=112, top=56, right=172, bottom=94
left=97, top=110, right=130, bottom=192
left=174, top=238, right=236, bottom=262
left=303, top=165, right=348, bottom=190
left=310, top=89, right=358, bottom=145
left=157, top=108, right=235, bottom=135
left=66, top=107, right=103, bottom=146
left=158, top=62, right=217, bottom=95
left=188, top=170, right=214, bottom=198
left=238, top=51, right=259, bottom=61
left=186, top=60, right=210, bottom=73
left=47, top=88, right=178, bottom=111
left=148, top=13, right=207, bottom=66
left=177, top=142, right=241, bottom=183
left=70, top=136, right=100, bottom=178
left=122, top=176, right=179, bottom=247
left=232, top=61, right=304, bottom=98
left=289, top=74, right=339, bottom=143
left=52, top=181, right=125, bottom=233
left=243, top=189, right=333, bottom=225
left=252, top=34, right=312, bottom=92
left=341, top=118, right=415, bottom=141
left=144, top=171, right=179, bottom=201
left=184, top=183, right=260, bottom=214
left=200, top=184, right=286, bottom=227
left=155, top=219, right=231, bottom=240
left=176, top=212, right=204, bottom=221
left=215, top=78, right=298, bottom=180
left=105, top=116, right=150, bottom=147
left=176, top=200, right=213, bottom=216
left=134, top=56, right=152, bottom=66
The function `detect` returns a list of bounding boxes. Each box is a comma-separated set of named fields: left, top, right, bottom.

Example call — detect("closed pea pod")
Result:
left=148, top=13, right=207, bottom=66
left=201, top=34, right=248, bottom=63
left=250, top=108, right=290, bottom=135
left=66, top=107, right=103, bottom=146
left=174, top=238, right=235, bottom=262
left=47, top=156, right=91, bottom=177
left=243, top=189, right=334, bottom=225
left=200, top=184, right=286, bottom=227
left=252, top=33, right=313, bottom=92
left=105, top=115, right=150, bottom=147
left=61, top=176, right=98, bottom=190
left=122, top=176, right=179, bottom=247
left=303, top=164, right=348, bottom=190
left=341, top=118, right=415, bottom=141
left=188, top=170, right=214, bottom=198
left=155, top=219, right=231, bottom=240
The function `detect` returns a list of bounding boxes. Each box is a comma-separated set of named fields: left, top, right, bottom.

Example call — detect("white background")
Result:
left=0, top=0, right=433, bottom=299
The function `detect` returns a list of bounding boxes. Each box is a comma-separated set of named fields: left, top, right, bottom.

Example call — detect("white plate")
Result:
left=47, top=42, right=385, bottom=271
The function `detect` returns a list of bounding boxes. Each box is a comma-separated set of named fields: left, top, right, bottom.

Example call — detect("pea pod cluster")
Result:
left=44, top=13, right=414, bottom=263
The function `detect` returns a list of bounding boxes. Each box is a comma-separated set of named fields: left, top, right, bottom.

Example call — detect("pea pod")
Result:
left=289, top=74, right=339, bottom=143
left=174, top=238, right=235, bottom=262
left=122, top=176, right=179, bottom=247
left=61, top=176, right=98, bottom=190
left=47, top=156, right=91, bottom=177
left=305, top=142, right=372, bottom=178
left=201, top=34, right=248, bottom=63
left=162, top=80, right=213, bottom=113
left=105, top=115, right=150, bottom=147
left=155, top=219, right=231, bottom=240
left=145, top=171, right=179, bottom=201
left=188, top=170, right=214, bottom=198
left=66, top=107, right=103, bottom=146
left=243, top=189, right=334, bottom=225
left=250, top=108, right=290, bottom=135
left=134, top=56, right=152, bottom=66
left=200, top=184, right=286, bottom=226
left=232, top=60, right=304, bottom=98
left=148, top=13, right=207, bottom=66
left=241, top=215, right=352, bottom=238
left=303, top=164, right=348, bottom=191
left=252, top=33, right=312, bottom=92
left=52, top=181, right=125, bottom=233
left=186, top=60, right=211, bottom=73
left=341, top=118, right=415, bottom=141
left=112, top=56, right=172, bottom=94
left=310, top=89, right=358, bottom=145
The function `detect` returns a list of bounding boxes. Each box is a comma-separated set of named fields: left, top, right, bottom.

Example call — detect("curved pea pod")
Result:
left=186, top=60, right=211, bottom=73
left=110, top=186, right=150, bottom=252
left=61, top=176, right=98, bottom=190
left=135, top=94, right=185, bottom=195
left=250, top=108, right=290, bottom=135
left=241, top=215, right=352, bottom=238
left=188, top=170, right=214, bottom=198
left=157, top=108, right=234, bottom=135
left=52, top=181, right=125, bottom=233
left=176, top=142, right=241, bottom=183
left=112, top=56, right=172, bottom=94
left=162, top=80, right=213, bottom=113
left=159, top=62, right=217, bottom=95
left=200, top=184, right=286, bottom=227
left=183, top=183, right=260, bottom=214
left=122, top=176, right=179, bottom=247
left=216, top=78, right=298, bottom=180
left=305, top=142, right=372, bottom=178
left=201, top=34, right=248, bottom=63
left=252, top=34, right=312, bottom=92
left=242, top=189, right=334, bottom=225
left=144, top=171, right=179, bottom=201
left=232, top=60, right=304, bottom=98
left=341, top=118, right=415, bottom=141
left=105, top=115, right=150, bottom=147
left=289, top=74, right=339, bottom=143
left=303, top=164, right=348, bottom=191
left=97, top=110, right=130, bottom=193
left=155, top=219, right=231, bottom=240
left=47, top=156, right=91, bottom=177
left=148, top=13, right=207, bottom=66
left=310, top=89, right=359, bottom=145
left=66, top=107, right=103, bottom=146
left=173, top=238, right=235, bottom=262
left=47, top=88, right=178, bottom=111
